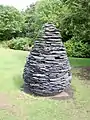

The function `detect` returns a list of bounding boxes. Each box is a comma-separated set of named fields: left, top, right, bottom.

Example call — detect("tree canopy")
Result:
left=0, top=5, right=24, bottom=40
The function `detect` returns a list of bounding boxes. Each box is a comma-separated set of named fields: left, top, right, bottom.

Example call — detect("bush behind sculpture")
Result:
left=7, top=37, right=33, bottom=50
left=65, top=40, right=90, bottom=58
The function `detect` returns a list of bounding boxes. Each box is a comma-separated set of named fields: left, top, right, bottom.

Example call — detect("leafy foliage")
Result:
left=65, top=40, right=90, bottom=58
left=61, top=0, right=90, bottom=43
left=23, top=0, right=90, bottom=44
left=0, top=5, right=24, bottom=40
left=7, top=37, right=33, bottom=50
left=22, top=0, right=68, bottom=41
left=22, top=4, right=37, bottom=39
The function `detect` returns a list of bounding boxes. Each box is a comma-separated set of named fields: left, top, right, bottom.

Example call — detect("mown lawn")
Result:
left=69, top=57, right=90, bottom=67
left=0, top=48, right=90, bottom=120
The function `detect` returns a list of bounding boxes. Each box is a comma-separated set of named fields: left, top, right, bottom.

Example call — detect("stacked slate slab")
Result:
left=23, top=23, right=72, bottom=96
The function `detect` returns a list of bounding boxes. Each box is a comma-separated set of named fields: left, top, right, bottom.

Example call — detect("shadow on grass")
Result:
left=13, top=74, right=24, bottom=89
left=13, top=74, right=32, bottom=94
left=72, top=67, right=90, bottom=81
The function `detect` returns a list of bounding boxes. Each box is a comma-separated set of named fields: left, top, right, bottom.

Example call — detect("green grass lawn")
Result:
left=69, top=57, right=90, bottom=67
left=0, top=48, right=90, bottom=120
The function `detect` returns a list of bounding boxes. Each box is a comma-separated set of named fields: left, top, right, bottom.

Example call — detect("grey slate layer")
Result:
left=23, top=23, right=72, bottom=96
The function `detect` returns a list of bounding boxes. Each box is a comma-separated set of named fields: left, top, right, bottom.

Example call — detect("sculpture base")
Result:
left=21, top=83, right=73, bottom=100
left=50, top=86, right=73, bottom=100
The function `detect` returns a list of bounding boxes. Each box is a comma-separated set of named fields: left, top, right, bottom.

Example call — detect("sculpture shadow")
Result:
left=13, top=74, right=24, bottom=90
left=12, top=74, right=41, bottom=96
left=22, top=83, right=74, bottom=98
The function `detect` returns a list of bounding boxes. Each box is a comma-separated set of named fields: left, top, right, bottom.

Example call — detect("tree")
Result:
left=61, top=0, right=90, bottom=43
left=0, top=5, right=24, bottom=40
left=22, top=3, right=38, bottom=39
left=35, top=0, right=63, bottom=30
left=22, top=0, right=90, bottom=44
left=23, top=0, right=67, bottom=41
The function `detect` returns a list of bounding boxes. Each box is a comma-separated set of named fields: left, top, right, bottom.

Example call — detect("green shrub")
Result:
left=0, top=41, right=8, bottom=48
left=64, top=40, right=90, bottom=58
left=7, top=37, right=33, bottom=51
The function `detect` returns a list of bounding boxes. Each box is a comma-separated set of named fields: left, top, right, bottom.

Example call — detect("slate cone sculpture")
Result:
left=23, top=23, right=72, bottom=96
